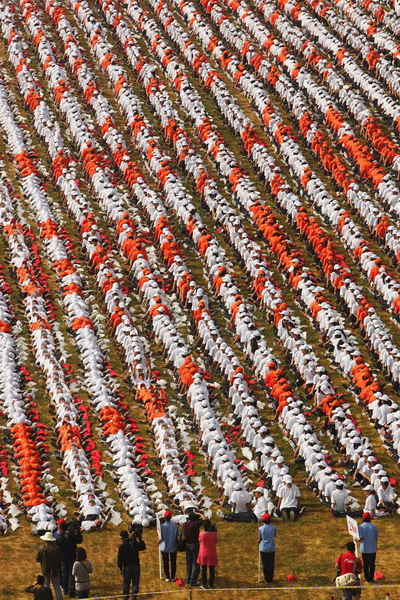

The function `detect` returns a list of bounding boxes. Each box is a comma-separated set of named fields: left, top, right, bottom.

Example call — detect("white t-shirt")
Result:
left=254, top=496, right=269, bottom=520
left=231, top=490, right=252, bottom=513
left=364, top=494, right=377, bottom=514
left=331, top=489, right=349, bottom=511
left=277, top=485, right=300, bottom=509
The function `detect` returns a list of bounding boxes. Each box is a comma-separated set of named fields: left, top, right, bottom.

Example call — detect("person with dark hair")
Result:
left=259, top=513, right=276, bottom=584
left=197, top=520, right=218, bottom=589
left=182, top=512, right=203, bottom=586
left=118, top=528, right=146, bottom=600
left=335, top=541, right=362, bottom=600
left=72, top=548, right=92, bottom=599
left=36, top=532, right=63, bottom=600
left=159, top=511, right=178, bottom=582
left=56, top=520, right=82, bottom=597
left=358, top=513, right=378, bottom=583
left=25, top=575, right=54, bottom=600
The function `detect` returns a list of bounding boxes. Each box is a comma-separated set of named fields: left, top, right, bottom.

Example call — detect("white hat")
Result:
left=363, top=485, right=374, bottom=491
left=284, top=475, right=292, bottom=484
left=40, top=532, right=56, bottom=542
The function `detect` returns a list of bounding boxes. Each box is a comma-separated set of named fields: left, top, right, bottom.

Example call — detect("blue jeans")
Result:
left=122, top=564, right=140, bottom=600
left=61, top=559, right=74, bottom=594
left=185, top=543, right=200, bottom=584
left=44, top=575, right=63, bottom=600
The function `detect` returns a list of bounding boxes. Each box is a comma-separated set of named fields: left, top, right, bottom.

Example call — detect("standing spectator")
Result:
left=258, top=514, right=276, bottom=584
left=159, top=511, right=178, bottom=582
left=182, top=512, right=203, bottom=586
left=277, top=476, right=301, bottom=521
left=197, top=520, right=218, bottom=590
left=25, top=575, right=54, bottom=600
left=56, top=521, right=82, bottom=596
left=335, top=542, right=362, bottom=600
left=117, top=528, right=146, bottom=600
left=36, top=532, right=63, bottom=600
left=358, top=513, right=378, bottom=583
left=72, top=548, right=92, bottom=599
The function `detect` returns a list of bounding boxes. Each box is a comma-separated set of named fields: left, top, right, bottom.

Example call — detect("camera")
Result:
left=129, top=523, right=143, bottom=537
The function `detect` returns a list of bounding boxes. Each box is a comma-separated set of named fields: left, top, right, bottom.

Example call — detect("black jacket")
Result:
left=56, top=530, right=82, bottom=562
left=117, top=537, right=146, bottom=569
left=25, top=585, right=54, bottom=600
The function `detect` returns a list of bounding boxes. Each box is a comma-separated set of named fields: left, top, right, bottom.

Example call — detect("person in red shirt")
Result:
left=335, top=541, right=362, bottom=600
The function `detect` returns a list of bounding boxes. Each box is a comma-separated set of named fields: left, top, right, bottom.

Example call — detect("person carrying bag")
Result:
left=335, top=541, right=362, bottom=600
left=72, top=548, right=93, bottom=599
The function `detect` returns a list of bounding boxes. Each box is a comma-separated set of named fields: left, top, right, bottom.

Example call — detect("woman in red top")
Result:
left=197, top=520, right=218, bottom=589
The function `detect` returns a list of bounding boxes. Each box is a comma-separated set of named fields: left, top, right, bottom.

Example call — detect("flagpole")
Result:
left=156, top=515, right=162, bottom=580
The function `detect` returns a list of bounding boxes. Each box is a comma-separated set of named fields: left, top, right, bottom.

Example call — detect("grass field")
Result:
left=2, top=507, right=400, bottom=600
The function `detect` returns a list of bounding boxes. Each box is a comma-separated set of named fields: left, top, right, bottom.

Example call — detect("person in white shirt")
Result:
left=331, top=481, right=349, bottom=516
left=363, top=485, right=377, bottom=518
left=253, top=486, right=273, bottom=521
left=377, top=478, right=397, bottom=514
left=277, top=475, right=301, bottom=521
left=230, top=483, right=252, bottom=516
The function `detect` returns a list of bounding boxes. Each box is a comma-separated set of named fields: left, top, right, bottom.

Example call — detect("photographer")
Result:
left=25, top=575, right=53, bottom=600
left=117, top=526, right=146, bottom=600
left=55, top=519, right=83, bottom=597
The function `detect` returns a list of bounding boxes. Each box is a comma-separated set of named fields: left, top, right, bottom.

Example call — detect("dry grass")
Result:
left=1, top=508, right=400, bottom=600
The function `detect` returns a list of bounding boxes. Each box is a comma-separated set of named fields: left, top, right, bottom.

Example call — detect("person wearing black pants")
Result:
left=260, top=551, right=275, bottom=584
left=117, top=529, right=146, bottom=600
left=361, top=552, right=376, bottom=583
left=197, top=520, right=218, bottom=590
left=258, top=513, right=277, bottom=584
left=201, top=566, right=215, bottom=588
left=358, top=512, right=378, bottom=583
left=55, top=520, right=82, bottom=596
left=159, top=511, right=179, bottom=582
left=161, top=552, right=177, bottom=581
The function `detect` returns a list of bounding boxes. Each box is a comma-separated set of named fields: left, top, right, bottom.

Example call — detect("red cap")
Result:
left=164, top=511, right=172, bottom=519
left=362, top=512, right=371, bottom=521
left=56, top=519, right=66, bottom=525
left=256, top=481, right=265, bottom=488
left=261, top=513, right=271, bottom=523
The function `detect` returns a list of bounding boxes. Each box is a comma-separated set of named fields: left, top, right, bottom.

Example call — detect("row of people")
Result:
left=0, top=3, right=161, bottom=525
left=139, top=0, right=398, bottom=474
left=8, top=0, right=248, bottom=515
left=71, top=0, right=362, bottom=502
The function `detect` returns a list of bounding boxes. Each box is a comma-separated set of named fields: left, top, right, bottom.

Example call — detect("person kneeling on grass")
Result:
left=276, top=475, right=301, bottom=521
left=25, top=575, right=53, bottom=600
